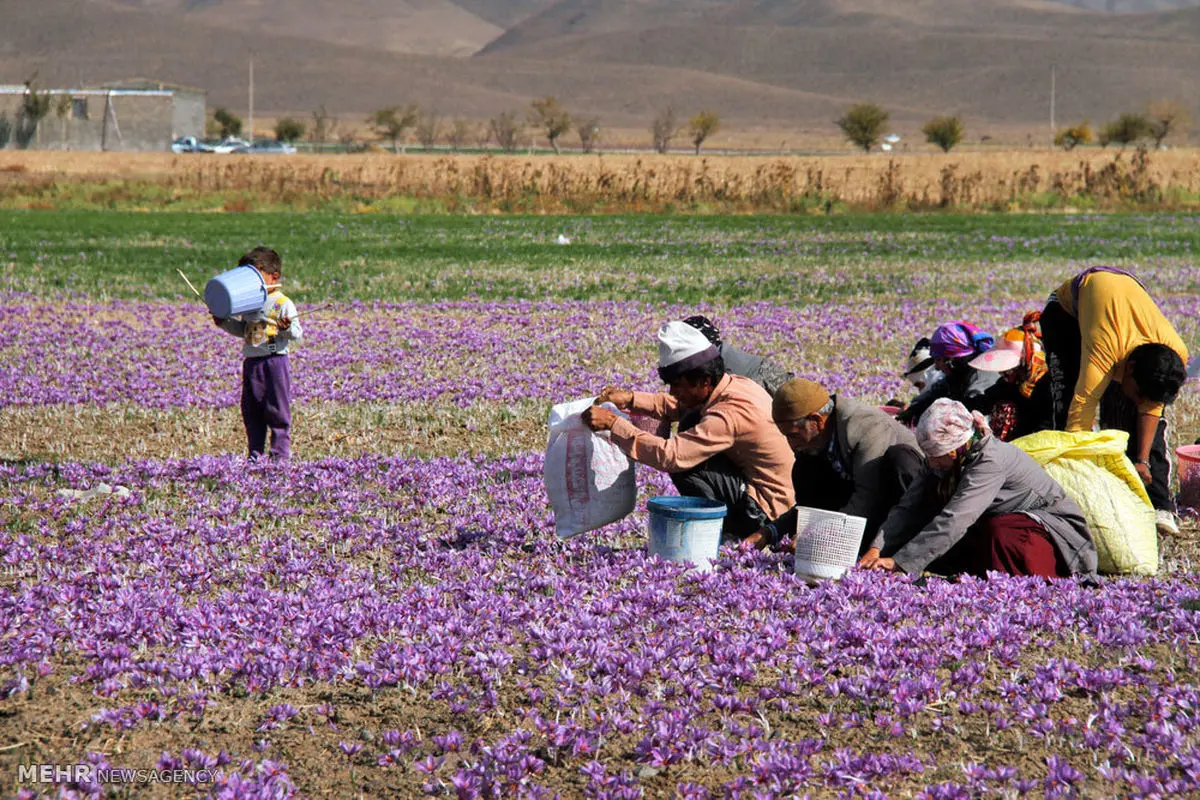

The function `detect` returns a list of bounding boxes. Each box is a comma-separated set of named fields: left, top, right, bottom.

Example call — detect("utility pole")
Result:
left=247, top=59, right=254, bottom=142
left=1049, top=64, right=1056, bottom=149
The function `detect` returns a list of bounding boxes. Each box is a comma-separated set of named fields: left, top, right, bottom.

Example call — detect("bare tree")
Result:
left=54, top=94, right=71, bottom=149
left=490, top=111, right=522, bottom=152
left=528, top=96, right=572, bottom=154
left=447, top=118, right=473, bottom=151
left=474, top=122, right=492, bottom=151
left=577, top=116, right=600, bottom=154
left=1145, top=99, right=1192, bottom=149
left=651, top=107, right=680, bottom=154
left=15, top=77, right=53, bottom=149
left=369, top=105, right=418, bottom=153
left=415, top=109, right=441, bottom=151
left=310, top=106, right=338, bottom=145
left=687, top=109, right=720, bottom=154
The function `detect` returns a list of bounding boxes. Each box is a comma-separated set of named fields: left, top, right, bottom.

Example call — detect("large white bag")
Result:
left=545, top=397, right=637, bottom=539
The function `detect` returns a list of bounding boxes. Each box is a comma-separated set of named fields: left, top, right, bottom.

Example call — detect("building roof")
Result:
left=95, top=78, right=206, bottom=95
left=0, top=86, right=174, bottom=97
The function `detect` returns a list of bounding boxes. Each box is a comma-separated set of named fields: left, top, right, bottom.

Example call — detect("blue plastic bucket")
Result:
left=204, top=265, right=267, bottom=318
left=647, top=496, right=727, bottom=571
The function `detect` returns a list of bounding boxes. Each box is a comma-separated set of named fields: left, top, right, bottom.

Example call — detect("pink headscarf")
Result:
left=917, top=398, right=990, bottom=457
left=930, top=322, right=994, bottom=360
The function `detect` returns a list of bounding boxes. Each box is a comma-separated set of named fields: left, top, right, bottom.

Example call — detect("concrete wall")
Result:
left=0, top=90, right=205, bottom=151
left=172, top=91, right=205, bottom=140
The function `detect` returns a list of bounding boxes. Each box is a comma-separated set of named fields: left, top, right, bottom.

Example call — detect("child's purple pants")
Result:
left=242, top=354, right=292, bottom=459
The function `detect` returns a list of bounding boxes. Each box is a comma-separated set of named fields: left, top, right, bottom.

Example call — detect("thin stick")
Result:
left=0, top=742, right=28, bottom=752
left=285, top=302, right=333, bottom=320
left=176, top=269, right=202, bottom=298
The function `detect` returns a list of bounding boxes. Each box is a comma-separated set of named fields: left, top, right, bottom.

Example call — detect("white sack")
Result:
left=545, top=397, right=637, bottom=539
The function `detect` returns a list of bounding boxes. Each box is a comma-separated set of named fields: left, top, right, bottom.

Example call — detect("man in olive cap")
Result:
left=754, top=378, right=923, bottom=552
left=582, top=320, right=795, bottom=540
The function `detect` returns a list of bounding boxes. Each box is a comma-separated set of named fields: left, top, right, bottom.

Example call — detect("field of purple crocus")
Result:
left=3, top=212, right=1200, bottom=798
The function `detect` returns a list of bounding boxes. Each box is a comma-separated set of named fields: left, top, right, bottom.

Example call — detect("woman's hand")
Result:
left=857, top=547, right=882, bottom=569
left=739, top=530, right=770, bottom=551
left=858, top=548, right=898, bottom=572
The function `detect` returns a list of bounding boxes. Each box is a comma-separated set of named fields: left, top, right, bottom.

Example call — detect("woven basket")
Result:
left=792, top=506, right=867, bottom=583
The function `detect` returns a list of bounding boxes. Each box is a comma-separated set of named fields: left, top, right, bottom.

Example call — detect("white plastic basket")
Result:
left=792, top=506, right=867, bottom=583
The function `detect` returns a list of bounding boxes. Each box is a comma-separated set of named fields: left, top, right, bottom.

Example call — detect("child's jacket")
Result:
left=218, top=289, right=303, bottom=357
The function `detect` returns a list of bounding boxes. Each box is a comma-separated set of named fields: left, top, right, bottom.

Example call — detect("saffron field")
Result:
left=3, top=211, right=1200, bottom=798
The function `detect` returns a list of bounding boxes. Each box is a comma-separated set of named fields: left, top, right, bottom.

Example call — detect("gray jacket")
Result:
left=831, top=397, right=923, bottom=519
left=873, top=437, right=1098, bottom=577
left=720, top=344, right=792, bottom=398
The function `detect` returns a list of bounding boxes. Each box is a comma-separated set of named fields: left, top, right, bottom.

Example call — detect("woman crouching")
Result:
left=859, top=398, right=1098, bottom=579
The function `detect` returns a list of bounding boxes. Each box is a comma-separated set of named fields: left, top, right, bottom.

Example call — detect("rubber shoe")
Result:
left=1156, top=509, right=1180, bottom=536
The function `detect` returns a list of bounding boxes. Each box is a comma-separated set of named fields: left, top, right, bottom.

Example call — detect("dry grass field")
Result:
left=2, top=148, right=1199, bottom=213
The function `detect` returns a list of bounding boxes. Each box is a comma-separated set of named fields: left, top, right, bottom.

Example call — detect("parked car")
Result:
left=211, top=137, right=253, bottom=154
left=231, top=140, right=298, bottom=155
left=170, top=136, right=214, bottom=154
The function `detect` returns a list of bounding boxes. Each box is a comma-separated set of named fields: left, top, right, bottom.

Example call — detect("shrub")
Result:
left=528, top=97, right=571, bottom=154
left=688, top=110, right=721, bottom=154
left=274, top=118, right=306, bottom=143
left=836, top=103, right=889, bottom=152
left=1054, top=122, right=1092, bottom=151
left=1100, top=113, right=1151, bottom=149
left=921, top=116, right=964, bottom=153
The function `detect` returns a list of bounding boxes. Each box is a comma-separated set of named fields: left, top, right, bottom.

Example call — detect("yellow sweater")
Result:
left=1055, top=271, right=1187, bottom=430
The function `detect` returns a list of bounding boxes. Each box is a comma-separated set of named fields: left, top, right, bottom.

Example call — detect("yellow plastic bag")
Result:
left=1012, top=430, right=1157, bottom=576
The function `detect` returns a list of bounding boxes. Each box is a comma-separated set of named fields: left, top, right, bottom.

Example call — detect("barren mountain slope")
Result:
left=87, top=0, right=503, bottom=56
left=0, top=0, right=875, bottom=126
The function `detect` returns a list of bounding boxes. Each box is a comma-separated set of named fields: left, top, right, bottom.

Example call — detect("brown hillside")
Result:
left=480, top=0, right=1200, bottom=55
left=0, top=0, right=878, bottom=128
left=450, top=0, right=562, bottom=28
left=476, top=1, right=1200, bottom=125
left=86, top=0, right=503, bottom=56
left=2, top=0, right=1197, bottom=132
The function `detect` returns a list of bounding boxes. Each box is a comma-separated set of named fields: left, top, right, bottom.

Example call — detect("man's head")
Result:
left=657, top=321, right=725, bottom=409
left=239, top=246, right=282, bottom=283
left=1126, top=344, right=1187, bottom=406
left=772, top=379, right=833, bottom=452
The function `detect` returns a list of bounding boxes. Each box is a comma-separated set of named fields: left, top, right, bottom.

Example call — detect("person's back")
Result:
left=869, top=403, right=1097, bottom=579
left=719, top=343, right=792, bottom=398
left=1054, top=269, right=1187, bottom=429
left=700, top=374, right=795, bottom=521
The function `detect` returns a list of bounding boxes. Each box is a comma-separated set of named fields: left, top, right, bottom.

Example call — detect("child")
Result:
left=212, top=246, right=302, bottom=459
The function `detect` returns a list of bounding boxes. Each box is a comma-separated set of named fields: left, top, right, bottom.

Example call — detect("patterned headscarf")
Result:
left=683, top=315, right=722, bottom=348
left=930, top=322, right=994, bottom=360
left=916, top=398, right=990, bottom=458
left=1007, top=311, right=1046, bottom=398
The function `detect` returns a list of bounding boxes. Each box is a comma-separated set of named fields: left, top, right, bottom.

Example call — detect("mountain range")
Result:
left=2, top=0, right=1197, bottom=135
